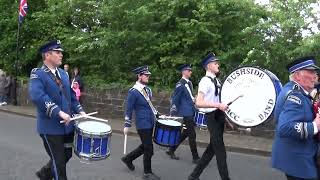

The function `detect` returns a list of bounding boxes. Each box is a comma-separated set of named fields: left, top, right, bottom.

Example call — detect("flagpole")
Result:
left=15, top=21, right=20, bottom=78
left=13, top=6, right=22, bottom=106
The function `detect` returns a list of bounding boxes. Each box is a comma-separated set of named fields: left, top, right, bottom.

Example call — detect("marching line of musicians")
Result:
left=28, top=39, right=320, bottom=180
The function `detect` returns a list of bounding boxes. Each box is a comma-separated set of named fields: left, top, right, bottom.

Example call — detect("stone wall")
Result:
left=17, top=81, right=171, bottom=119
left=16, top=81, right=275, bottom=138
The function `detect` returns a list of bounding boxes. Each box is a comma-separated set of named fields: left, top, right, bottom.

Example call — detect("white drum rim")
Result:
left=157, top=119, right=181, bottom=127
left=221, top=66, right=279, bottom=127
left=77, top=121, right=112, bottom=135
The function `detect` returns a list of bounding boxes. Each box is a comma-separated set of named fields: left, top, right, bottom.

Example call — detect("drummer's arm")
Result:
left=124, top=91, right=136, bottom=128
left=195, top=92, right=226, bottom=110
left=170, top=85, right=182, bottom=115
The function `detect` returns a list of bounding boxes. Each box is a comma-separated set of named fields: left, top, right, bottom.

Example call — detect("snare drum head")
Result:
left=158, top=119, right=181, bottom=127
left=221, top=66, right=281, bottom=127
left=78, top=121, right=111, bottom=134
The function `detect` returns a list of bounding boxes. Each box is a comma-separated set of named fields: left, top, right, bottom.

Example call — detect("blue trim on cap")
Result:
left=181, top=67, right=192, bottom=71
left=289, top=59, right=315, bottom=73
left=178, top=64, right=192, bottom=72
left=201, top=53, right=219, bottom=68
left=39, top=40, right=63, bottom=53
left=202, top=58, right=218, bottom=68
left=132, top=65, right=151, bottom=75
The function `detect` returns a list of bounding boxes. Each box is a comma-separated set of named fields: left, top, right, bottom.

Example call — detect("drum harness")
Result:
left=205, top=76, right=220, bottom=97
left=204, top=76, right=237, bottom=129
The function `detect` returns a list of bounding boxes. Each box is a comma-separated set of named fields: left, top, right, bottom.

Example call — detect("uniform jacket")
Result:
left=170, top=78, right=195, bottom=117
left=271, top=81, right=318, bottom=179
left=29, top=65, right=84, bottom=135
left=124, top=82, right=155, bottom=130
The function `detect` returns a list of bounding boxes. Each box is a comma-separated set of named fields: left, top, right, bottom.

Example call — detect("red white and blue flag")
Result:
left=19, top=0, right=28, bottom=24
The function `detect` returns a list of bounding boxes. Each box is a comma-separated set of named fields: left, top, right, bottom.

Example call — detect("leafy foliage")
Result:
left=0, top=0, right=319, bottom=88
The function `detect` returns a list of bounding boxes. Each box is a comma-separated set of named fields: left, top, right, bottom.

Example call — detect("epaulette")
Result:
left=176, top=82, right=182, bottom=88
left=31, top=68, right=40, bottom=73
left=30, top=68, right=41, bottom=79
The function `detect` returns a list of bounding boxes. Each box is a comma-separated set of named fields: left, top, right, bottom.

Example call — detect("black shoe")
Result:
left=192, top=157, right=200, bottom=164
left=35, top=170, right=52, bottom=180
left=35, top=165, right=53, bottom=180
left=143, top=173, right=161, bottom=180
left=166, top=150, right=179, bottom=160
left=188, top=175, right=200, bottom=180
left=121, top=157, right=135, bottom=171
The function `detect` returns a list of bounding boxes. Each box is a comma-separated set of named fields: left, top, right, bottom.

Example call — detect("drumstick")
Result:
left=83, top=115, right=109, bottom=123
left=227, top=94, right=244, bottom=106
left=72, top=111, right=98, bottom=120
left=124, top=134, right=127, bottom=154
left=59, top=111, right=98, bottom=123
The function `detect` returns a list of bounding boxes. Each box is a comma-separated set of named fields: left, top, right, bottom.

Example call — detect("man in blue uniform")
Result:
left=29, top=40, right=85, bottom=180
left=271, top=56, right=320, bottom=180
left=166, top=64, right=200, bottom=163
left=188, top=52, right=230, bottom=180
left=121, top=65, right=161, bottom=180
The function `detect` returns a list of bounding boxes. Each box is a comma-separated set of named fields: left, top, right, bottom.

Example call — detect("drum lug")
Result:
left=90, top=137, right=94, bottom=155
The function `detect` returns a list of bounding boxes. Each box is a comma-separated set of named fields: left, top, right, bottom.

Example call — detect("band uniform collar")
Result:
left=292, top=81, right=309, bottom=95
left=135, top=81, right=146, bottom=91
left=43, top=63, right=58, bottom=75
left=182, top=77, right=189, bottom=83
left=205, top=71, right=216, bottom=78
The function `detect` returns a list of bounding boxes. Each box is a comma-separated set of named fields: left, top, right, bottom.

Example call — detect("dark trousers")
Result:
left=169, top=116, right=199, bottom=159
left=190, top=110, right=230, bottom=180
left=286, top=174, right=315, bottom=180
left=123, top=128, right=154, bottom=174
left=39, top=133, right=74, bottom=180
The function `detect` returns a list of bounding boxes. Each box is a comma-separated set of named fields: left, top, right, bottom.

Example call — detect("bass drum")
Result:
left=220, top=66, right=282, bottom=127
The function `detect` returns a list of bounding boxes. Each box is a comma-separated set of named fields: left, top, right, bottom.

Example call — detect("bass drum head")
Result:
left=221, top=66, right=281, bottom=127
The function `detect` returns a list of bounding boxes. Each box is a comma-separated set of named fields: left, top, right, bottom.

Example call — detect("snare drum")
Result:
left=221, top=66, right=282, bottom=127
left=194, top=111, right=207, bottom=129
left=153, top=119, right=182, bottom=147
left=74, top=121, right=112, bottom=161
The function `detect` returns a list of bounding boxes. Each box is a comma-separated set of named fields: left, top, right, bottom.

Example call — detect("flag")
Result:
left=19, top=0, right=28, bottom=24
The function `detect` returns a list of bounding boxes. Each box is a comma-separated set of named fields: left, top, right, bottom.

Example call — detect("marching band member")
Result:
left=121, top=65, right=161, bottom=180
left=29, top=40, right=85, bottom=180
left=167, top=64, right=200, bottom=163
left=271, top=56, right=320, bottom=180
left=188, top=52, right=230, bottom=180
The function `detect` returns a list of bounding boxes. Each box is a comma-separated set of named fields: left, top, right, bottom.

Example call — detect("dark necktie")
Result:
left=188, top=81, right=193, bottom=93
left=55, top=70, right=61, bottom=80
left=143, top=87, right=149, bottom=98
left=54, top=70, right=63, bottom=88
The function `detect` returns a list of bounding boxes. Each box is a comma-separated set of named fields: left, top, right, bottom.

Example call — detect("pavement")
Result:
left=0, top=112, right=283, bottom=180
left=0, top=105, right=274, bottom=157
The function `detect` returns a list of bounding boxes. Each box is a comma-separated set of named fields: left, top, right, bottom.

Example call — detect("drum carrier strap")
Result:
left=41, top=65, right=71, bottom=110
left=205, top=76, right=220, bottom=96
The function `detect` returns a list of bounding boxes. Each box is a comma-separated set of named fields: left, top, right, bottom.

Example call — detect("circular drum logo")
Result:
left=220, top=66, right=280, bottom=127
